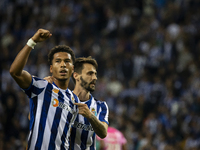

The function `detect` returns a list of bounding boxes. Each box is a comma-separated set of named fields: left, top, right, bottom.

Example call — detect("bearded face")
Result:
left=80, top=76, right=96, bottom=92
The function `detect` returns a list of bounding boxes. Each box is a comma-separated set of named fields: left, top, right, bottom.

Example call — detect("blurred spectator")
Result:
left=97, top=126, right=127, bottom=150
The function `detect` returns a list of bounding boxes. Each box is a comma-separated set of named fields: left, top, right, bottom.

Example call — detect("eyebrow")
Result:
left=55, top=58, right=71, bottom=61
left=87, top=71, right=97, bottom=74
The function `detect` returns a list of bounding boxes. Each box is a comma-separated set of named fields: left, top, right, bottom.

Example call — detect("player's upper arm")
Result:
left=11, top=70, right=32, bottom=89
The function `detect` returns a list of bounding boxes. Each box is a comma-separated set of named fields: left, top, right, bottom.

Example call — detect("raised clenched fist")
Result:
left=32, top=29, right=52, bottom=43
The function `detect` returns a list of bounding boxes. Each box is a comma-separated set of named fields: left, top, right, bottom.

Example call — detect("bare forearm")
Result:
left=74, top=103, right=108, bottom=138
left=10, top=45, right=32, bottom=76
left=88, top=114, right=107, bottom=138
left=10, top=44, right=32, bottom=88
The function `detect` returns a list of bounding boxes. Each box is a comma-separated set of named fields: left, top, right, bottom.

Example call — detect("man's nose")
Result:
left=93, top=74, right=97, bottom=80
left=61, top=61, right=66, bottom=67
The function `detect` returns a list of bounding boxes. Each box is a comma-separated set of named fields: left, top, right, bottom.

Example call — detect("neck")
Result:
left=53, top=77, right=69, bottom=90
left=73, top=86, right=90, bottom=102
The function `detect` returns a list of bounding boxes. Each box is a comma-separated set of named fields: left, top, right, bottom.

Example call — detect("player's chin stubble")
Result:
left=80, top=76, right=95, bottom=92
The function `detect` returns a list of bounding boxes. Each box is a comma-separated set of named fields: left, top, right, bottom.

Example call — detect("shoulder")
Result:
left=23, top=76, right=49, bottom=97
left=32, top=76, right=47, bottom=83
left=94, top=98, right=108, bottom=110
left=94, top=98, right=101, bottom=103
left=92, top=97, right=107, bottom=106
left=30, top=76, right=48, bottom=88
left=32, top=76, right=43, bottom=81
left=92, top=96, right=106, bottom=104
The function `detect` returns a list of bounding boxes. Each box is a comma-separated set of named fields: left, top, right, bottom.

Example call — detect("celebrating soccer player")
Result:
left=10, top=29, right=79, bottom=150
left=71, top=56, right=109, bottom=149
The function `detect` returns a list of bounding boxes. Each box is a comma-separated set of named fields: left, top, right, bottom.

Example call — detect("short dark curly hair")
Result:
left=48, top=45, right=75, bottom=65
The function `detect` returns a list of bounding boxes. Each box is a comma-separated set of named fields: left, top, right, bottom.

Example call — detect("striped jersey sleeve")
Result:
left=70, top=94, right=109, bottom=150
left=22, top=76, right=78, bottom=150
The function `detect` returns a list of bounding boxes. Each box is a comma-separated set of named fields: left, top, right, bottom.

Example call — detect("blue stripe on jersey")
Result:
left=90, top=133, right=95, bottom=150
left=32, top=86, right=44, bottom=96
left=73, top=93, right=79, bottom=102
left=73, top=93, right=79, bottom=111
left=29, top=96, right=38, bottom=130
left=24, top=83, right=44, bottom=99
left=73, top=93, right=79, bottom=103
left=70, top=97, right=79, bottom=150
left=65, top=90, right=74, bottom=108
left=27, top=96, right=38, bottom=149
left=79, top=95, right=92, bottom=149
left=70, top=93, right=79, bottom=150
left=99, top=103, right=108, bottom=123
left=60, top=112, right=73, bottom=150
left=34, top=76, right=43, bottom=81
left=70, top=127, right=77, bottom=150
left=48, top=90, right=64, bottom=150
left=80, top=117, right=90, bottom=150
left=35, top=83, right=53, bottom=149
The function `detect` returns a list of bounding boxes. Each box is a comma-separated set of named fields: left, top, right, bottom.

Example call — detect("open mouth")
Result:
left=60, top=70, right=67, bottom=75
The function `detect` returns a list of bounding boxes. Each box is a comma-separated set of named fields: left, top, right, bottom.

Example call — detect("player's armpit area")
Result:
left=10, top=70, right=32, bottom=89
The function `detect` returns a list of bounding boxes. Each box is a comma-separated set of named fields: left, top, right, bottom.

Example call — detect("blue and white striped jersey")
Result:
left=23, top=76, right=79, bottom=150
left=70, top=94, right=109, bottom=150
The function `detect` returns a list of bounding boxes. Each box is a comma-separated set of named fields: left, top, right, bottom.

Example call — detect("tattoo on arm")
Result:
left=88, top=114, right=107, bottom=139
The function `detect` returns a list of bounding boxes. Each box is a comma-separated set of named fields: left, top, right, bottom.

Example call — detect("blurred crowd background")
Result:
left=1, top=0, right=200, bottom=150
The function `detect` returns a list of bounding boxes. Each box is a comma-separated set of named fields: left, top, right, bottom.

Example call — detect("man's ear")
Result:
left=50, top=65, right=52, bottom=73
left=73, top=72, right=79, bottom=81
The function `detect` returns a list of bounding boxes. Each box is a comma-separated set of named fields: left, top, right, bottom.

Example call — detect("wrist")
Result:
left=88, top=113, right=95, bottom=120
left=26, top=38, right=36, bottom=49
